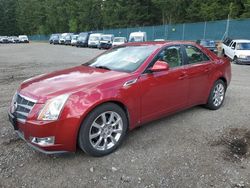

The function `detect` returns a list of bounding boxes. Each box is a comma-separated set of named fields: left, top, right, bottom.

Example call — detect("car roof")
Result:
left=233, top=39, right=250, bottom=43
left=101, top=34, right=114, bottom=36
left=90, top=33, right=103, bottom=36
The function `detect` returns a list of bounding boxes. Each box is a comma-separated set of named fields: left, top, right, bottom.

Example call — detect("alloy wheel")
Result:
left=212, top=83, right=225, bottom=107
left=89, top=111, right=123, bottom=151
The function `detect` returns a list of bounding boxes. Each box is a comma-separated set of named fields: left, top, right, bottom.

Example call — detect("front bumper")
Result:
left=53, top=40, right=59, bottom=44
left=77, top=41, right=88, bottom=47
left=65, top=40, right=71, bottom=45
left=237, top=58, right=250, bottom=65
left=99, top=43, right=112, bottom=49
left=8, top=111, right=80, bottom=154
left=88, top=42, right=98, bottom=48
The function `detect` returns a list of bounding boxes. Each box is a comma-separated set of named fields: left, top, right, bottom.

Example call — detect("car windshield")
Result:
left=89, top=36, right=100, bottom=41
left=101, top=36, right=112, bottom=41
left=86, top=45, right=158, bottom=72
left=114, top=38, right=125, bottom=42
left=130, top=36, right=143, bottom=42
left=237, top=43, right=250, bottom=50
left=79, top=33, right=87, bottom=39
left=65, top=35, right=71, bottom=40
left=200, top=40, right=215, bottom=47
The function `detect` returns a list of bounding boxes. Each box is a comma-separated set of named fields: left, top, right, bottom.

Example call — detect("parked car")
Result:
left=49, top=34, right=59, bottom=44
left=112, top=37, right=127, bottom=47
left=19, top=35, right=29, bottom=43
left=52, top=34, right=60, bottom=45
left=196, top=39, right=217, bottom=53
left=59, top=33, right=68, bottom=44
left=0, top=36, right=9, bottom=43
left=76, top=32, right=91, bottom=47
left=7, top=37, right=13, bottom=43
left=222, top=38, right=250, bottom=64
left=129, top=31, right=147, bottom=42
left=71, top=34, right=78, bottom=46
left=8, top=36, right=20, bottom=43
left=65, top=33, right=74, bottom=45
left=88, top=33, right=103, bottom=48
left=98, top=34, right=114, bottom=49
left=8, top=41, right=231, bottom=156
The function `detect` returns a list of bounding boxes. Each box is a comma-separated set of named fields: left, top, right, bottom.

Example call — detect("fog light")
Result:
left=30, top=136, right=55, bottom=146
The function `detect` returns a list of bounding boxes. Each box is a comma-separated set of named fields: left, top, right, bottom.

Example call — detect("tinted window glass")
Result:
left=185, top=45, right=210, bottom=64
left=158, top=46, right=183, bottom=68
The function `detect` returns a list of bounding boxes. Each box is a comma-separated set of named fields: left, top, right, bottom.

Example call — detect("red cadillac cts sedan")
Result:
left=8, top=41, right=231, bottom=156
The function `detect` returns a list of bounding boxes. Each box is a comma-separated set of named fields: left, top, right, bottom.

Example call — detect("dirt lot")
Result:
left=0, top=43, right=250, bottom=188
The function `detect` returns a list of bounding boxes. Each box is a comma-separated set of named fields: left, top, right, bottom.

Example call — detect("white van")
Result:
left=88, top=33, right=103, bottom=48
left=112, top=37, right=127, bottom=47
left=129, top=32, right=147, bottom=42
left=59, top=33, right=68, bottom=44
left=18, top=35, right=29, bottom=43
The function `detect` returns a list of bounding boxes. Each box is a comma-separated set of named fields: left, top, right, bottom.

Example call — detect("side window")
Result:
left=158, top=46, right=183, bottom=68
left=231, top=42, right=236, bottom=49
left=185, top=45, right=210, bottom=64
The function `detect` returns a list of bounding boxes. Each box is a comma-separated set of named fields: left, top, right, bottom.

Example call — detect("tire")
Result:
left=205, top=79, right=226, bottom=110
left=78, top=103, right=128, bottom=157
left=233, top=56, right=238, bottom=64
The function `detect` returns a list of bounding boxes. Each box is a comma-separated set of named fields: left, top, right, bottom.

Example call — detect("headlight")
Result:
left=37, top=94, right=69, bottom=121
left=239, top=55, right=247, bottom=59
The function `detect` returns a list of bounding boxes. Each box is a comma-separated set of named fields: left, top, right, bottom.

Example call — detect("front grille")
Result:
left=13, top=94, right=36, bottom=123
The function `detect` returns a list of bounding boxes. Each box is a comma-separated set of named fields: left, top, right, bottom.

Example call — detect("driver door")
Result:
left=138, top=45, right=189, bottom=123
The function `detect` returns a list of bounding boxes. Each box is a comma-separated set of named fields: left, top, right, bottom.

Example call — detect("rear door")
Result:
left=183, top=45, right=214, bottom=105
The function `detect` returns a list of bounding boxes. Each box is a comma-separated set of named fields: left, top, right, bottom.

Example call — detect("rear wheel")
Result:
left=205, top=80, right=226, bottom=110
left=78, top=103, right=128, bottom=157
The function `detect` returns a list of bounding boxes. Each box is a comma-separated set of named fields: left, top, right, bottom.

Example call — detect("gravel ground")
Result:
left=0, top=43, right=250, bottom=188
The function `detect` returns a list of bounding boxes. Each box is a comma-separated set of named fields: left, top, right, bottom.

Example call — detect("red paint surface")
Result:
left=12, top=42, right=231, bottom=152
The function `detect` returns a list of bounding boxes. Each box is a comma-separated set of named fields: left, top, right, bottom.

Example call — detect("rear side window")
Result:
left=223, top=38, right=232, bottom=45
left=184, top=45, right=210, bottom=64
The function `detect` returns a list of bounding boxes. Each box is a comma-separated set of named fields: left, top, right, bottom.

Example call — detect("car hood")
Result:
left=236, top=50, right=250, bottom=55
left=19, top=65, right=130, bottom=103
left=113, top=42, right=124, bottom=45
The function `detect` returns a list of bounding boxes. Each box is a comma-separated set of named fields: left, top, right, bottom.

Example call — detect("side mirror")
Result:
left=149, top=60, right=169, bottom=72
left=231, top=46, right=235, bottom=50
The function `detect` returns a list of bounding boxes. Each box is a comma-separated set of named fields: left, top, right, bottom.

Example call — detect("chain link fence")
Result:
left=29, top=18, right=250, bottom=41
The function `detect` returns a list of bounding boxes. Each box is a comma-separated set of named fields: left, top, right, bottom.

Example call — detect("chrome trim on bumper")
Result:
left=15, top=131, right=68, bottom=155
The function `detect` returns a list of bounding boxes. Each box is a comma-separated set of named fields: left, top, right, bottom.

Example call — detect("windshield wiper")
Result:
left=94, top=65, right=111, bottom=70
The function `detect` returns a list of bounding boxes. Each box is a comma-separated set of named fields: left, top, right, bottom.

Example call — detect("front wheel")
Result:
left=232, top=56, right=238, bottom=64
left=78, top=103, right=128, bottom=157
left=205, top=80, right=226, bottom=110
